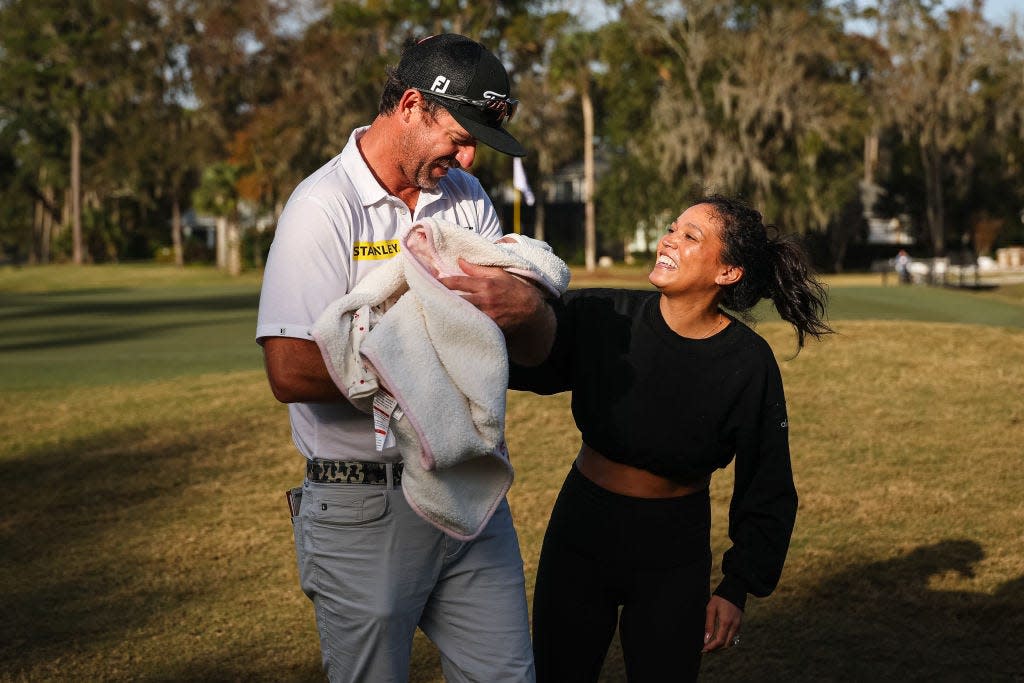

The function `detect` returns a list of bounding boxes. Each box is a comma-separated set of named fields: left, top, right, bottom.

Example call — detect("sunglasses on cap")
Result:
left=417, top=89, right=519, bottom=125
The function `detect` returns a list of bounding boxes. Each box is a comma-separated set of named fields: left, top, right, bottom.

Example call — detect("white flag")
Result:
left=513, top=157, right=535, bottom=206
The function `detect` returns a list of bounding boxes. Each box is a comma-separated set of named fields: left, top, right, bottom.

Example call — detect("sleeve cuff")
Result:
left=255, top=323, right=314, bottom=342
left=713, top=575, right=748, bottom=611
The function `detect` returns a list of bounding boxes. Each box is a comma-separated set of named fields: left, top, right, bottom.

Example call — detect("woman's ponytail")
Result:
left=704, top=195, right=834, bottom=349
left=765, top=235, right=832, bottom=348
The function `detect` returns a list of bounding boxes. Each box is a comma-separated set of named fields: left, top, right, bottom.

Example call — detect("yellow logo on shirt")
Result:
left=353, top=240, right=401, bottom=260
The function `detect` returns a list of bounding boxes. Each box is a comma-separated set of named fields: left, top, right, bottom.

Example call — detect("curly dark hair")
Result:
left=702, top=194, right=833, bottom=349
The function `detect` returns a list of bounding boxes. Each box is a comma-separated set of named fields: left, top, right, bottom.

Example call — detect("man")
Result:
left=256, top=34, right=549, bottom=682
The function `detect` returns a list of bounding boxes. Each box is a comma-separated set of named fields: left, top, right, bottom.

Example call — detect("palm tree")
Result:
left=550, top=30, right=602, bottom=271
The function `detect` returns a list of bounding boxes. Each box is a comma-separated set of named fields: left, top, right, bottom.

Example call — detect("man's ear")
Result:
left=715, top=265, right=743, bottom=286
left=398, top=89, right=423, bottom=121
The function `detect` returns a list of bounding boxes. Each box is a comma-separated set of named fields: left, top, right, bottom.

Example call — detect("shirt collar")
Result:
left=339, top=127, right=387, bottom=207
left=340, top=126, right=445, bottom=210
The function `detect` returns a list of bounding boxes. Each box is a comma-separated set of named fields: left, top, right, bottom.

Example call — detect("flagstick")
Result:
left=513, top=187, right=521, bottom=234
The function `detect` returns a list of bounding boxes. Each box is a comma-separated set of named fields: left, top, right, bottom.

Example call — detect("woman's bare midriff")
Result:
left=575, top=443, right=710, bottom=498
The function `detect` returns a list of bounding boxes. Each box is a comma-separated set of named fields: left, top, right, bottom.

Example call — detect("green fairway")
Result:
left=3, top=265, right=1022, bottom=392
left=1, top=265, right=264, bottom=390
left=802, top=284, right=1024, bottom=327
left=2, top=264, right=1023, bottom=681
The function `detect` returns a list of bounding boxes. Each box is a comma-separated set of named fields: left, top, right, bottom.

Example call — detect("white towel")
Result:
left=312, top=217, right=570, bottom=539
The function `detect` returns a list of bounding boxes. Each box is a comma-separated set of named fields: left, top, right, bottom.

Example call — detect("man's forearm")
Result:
left=262, top=337, right=345, bottom=403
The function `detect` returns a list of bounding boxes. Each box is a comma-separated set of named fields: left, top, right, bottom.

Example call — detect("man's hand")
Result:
left=702, top=595, right=743, bottom=653
left=439, top=259, right=556, bottom=365
left=439, top=259, right=543, bottom=331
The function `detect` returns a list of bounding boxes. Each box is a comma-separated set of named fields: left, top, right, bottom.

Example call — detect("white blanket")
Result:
left=312, top=217, right=570, bottom=539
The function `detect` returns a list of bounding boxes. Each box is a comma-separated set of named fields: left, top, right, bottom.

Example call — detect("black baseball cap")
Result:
left=396, top=34, right=526, bottom=157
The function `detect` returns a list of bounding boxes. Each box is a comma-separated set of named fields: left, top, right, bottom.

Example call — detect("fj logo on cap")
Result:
left=430, top=76, right=451, bottom=94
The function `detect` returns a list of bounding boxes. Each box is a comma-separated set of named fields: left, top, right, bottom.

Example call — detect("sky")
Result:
left=565, top=0, right=1020, bottom=29
left=984, top=0, right=1020, bottom=25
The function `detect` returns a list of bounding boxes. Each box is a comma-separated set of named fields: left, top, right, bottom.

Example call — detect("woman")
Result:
left=510, top=195, right=832, bottom=681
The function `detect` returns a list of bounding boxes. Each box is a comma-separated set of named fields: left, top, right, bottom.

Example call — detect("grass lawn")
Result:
left=2, top=264, right=1023, bottom=681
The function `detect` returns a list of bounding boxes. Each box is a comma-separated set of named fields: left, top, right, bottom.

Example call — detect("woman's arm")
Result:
left=714, top=358, right=798, bottom=610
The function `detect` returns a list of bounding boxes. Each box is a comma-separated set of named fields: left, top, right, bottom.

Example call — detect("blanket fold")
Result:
left=312, top=217, right=570, bottom=540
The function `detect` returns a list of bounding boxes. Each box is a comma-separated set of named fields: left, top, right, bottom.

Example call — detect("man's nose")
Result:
left=456, top=142, right=477, bottom=169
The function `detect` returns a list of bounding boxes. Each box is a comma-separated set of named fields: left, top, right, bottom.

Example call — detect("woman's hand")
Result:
left=702, top=595, right=743, bottom=652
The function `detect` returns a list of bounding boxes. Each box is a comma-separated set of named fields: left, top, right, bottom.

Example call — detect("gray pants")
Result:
left=293, top=478, right=535, bottom=682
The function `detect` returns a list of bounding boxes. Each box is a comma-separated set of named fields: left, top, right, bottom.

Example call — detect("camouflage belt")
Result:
left=306, top=457, right=402, bottom=486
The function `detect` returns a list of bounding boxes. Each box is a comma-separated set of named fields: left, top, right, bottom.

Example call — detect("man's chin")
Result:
left=417, top=167, right=449, bottom=190
left=415, top=174, right=440, bottom=190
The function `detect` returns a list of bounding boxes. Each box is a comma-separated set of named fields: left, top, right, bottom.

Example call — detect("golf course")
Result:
left=2, top=264, right=1022, bottom=681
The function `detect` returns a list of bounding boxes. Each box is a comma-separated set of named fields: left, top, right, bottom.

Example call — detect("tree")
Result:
left=618, top=0, right=865, bottom=250
left=218, top=0, right=537, bottom=231
left=192, top=162, right=242, bottom=275
left=0, top=94, right=66, bottom=263
left=872, top=0, right=997, bottom=255
left=503, top=11, right=580, bottom=243
left=594, top=12, right=679, bottom=260
left=550, top=28, right=603, bottom=271
left=0, top=0, right=178, bottom=263
left=966, top=13, right=1024, bottom=249
left=144, top=0, right=212, bottom=266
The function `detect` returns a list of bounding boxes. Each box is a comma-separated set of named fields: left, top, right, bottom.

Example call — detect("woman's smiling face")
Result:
left=648, top=203, right=734, bottom=296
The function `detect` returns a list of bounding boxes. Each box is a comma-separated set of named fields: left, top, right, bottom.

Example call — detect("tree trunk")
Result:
left=227, top=221, right=242, bottom=276
left=216, top=216, right=228, bottom=269
left=106, top=194, right=119, bottom=262
left=252, top=234, right=263, bottom=268
left=534, top=147, right=551, bottom=242
left=172, top=197, right=184, bottom=266
left=864, top=128, right=879, bottom=186
left=622, top=236, right=635, bottom=265
left=921, top=141, right=945, bottom=256
left=832, top=242, right=848, bottom=274
left=41, top=182, right=55, bottom=264
left=32, top=199, right=44, bottom=265
left=70, top=117, right=84, bottom=265
left=582, top=87, right=596, bottom=272
left=42, top=198, right=53, bottom=265
left=533, top=200, right=546, bottom=243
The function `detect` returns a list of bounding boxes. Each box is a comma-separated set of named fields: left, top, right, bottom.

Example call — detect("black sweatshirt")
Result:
left=510, top=288, right=798, bottom=609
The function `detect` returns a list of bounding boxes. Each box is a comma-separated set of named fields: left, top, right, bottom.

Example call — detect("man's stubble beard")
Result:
left=400, top=115, right=457, bottom=191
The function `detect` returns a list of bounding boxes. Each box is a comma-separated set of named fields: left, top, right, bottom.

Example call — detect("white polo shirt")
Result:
left=257, top=126, right=503, bottom=461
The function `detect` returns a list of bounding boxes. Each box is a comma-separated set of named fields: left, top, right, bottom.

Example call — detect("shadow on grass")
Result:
left=0, top=290, right=259, bottom=323
left=0, top=287, right=132, bottom=298
left=0, top=290, right=259, bottom=353
left=6, top=420, right=1022, bottom=681
left=0, top=423, right=241, bottom=676
left=700, top=539, right=1024, bottom=681
left=0, top=313, right=255, bottom=353
left=150, top=653, right=325, bottom=683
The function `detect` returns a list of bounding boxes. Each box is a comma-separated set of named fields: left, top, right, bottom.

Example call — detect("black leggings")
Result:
left=532, top=464, right=711, bottom=682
